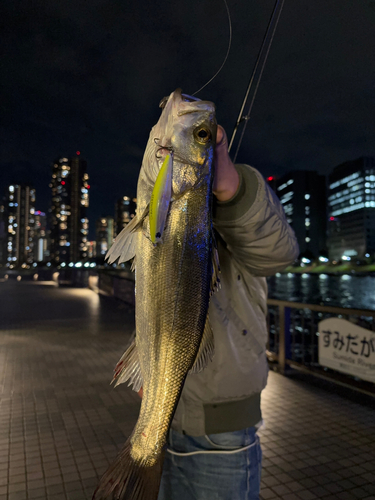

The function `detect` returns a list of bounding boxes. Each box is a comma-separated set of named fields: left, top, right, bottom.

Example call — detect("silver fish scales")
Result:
left=93, top=89, right=218, bottom=500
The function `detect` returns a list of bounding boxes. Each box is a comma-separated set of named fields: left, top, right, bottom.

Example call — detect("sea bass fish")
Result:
left=93, top=89, right=218, bottom=500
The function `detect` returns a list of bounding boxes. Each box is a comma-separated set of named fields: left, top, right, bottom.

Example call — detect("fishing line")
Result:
left=191, top=0, right=232, bottom=96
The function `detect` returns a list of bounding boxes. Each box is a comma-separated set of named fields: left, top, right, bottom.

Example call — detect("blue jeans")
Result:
left=158, top=427, right=262, bottom=500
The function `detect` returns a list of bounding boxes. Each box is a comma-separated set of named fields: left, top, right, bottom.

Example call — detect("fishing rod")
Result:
left=228, top=0, right=286, bottom=162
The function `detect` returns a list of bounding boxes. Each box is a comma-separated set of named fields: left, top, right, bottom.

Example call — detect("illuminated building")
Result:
left=328, top=157, right=375, bottom=260
left=276, top=171, right=327, bottom=258
left=266, top=175, right=279, bottom=194
left=5, top=184, right=36, bottom=267
left=115, top=196, right=136, bottom=237
left=87, top=241, right=96, bottom=258
left=49, top=155, right=89, bottom=263
left=0, top=197, right=7, bottom=266
left=96, top=217, right=114, bottom=256
left=34, top=211, right=48, bottom=262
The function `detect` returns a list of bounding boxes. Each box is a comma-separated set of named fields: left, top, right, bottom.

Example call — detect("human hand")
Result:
left=138, top=388, right=143, bottom=398
left=213, top=125, right=239, bottom=202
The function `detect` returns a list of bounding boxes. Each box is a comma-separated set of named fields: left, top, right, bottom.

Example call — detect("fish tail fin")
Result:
left=92, top=437, right=164, bottom=500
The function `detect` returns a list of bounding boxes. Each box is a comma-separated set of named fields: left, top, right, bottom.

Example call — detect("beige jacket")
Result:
left=171, top=164, right=299, bottom=436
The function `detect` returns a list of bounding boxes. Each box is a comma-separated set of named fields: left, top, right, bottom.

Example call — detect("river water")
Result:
left=266, top=274, right=375, bottom=311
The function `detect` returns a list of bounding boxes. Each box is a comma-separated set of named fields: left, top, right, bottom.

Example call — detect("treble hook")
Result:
left=154, top=138, right=174, bottom=159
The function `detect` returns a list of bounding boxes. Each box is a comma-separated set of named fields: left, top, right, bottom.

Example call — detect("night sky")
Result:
left=2, top=0, right=375, bottom=237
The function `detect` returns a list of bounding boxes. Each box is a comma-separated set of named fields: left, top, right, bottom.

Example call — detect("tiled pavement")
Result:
left=0, top=281, right=374, bottom=500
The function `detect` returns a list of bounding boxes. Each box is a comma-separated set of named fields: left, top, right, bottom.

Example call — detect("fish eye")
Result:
left=194, top=126, right=211, bottom=144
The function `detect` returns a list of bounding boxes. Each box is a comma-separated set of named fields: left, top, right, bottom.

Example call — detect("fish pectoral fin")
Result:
left=149, top=153, right=173, bottom=244
left=105, top=206, right=149, bottom=264
left=210, top=229, right=221, bottom=294
left=111, top=335, right=143, bottom=392
left=189, top=315, right=215, bottom=374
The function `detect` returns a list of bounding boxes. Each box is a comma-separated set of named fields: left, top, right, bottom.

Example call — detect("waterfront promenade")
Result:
left=0, top=281, right=374, bottom=500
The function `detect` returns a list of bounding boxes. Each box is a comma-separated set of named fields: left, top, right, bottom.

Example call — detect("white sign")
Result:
left=318, top=318, right=375, bottom=384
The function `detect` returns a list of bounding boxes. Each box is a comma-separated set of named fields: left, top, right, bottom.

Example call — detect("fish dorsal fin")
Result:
left=210, top=229, right=221, bottom=294
left=111, top=335, right=143, bottom=392
left=105, top=206, right=149, bottom=264
left=189, top=315, right=215, bottom=374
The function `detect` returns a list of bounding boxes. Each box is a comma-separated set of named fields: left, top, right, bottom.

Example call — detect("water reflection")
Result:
left=267, top=274, right=375, bottom=310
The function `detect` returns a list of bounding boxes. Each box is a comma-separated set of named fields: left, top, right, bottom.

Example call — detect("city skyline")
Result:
left=2, top=154, right=375, bottom=267
left=2, top=1, right=375, bottom=232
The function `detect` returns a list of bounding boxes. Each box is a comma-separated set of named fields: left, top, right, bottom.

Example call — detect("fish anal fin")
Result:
left=189, top=315, right=214, bottom=374
left=111, top=335, right=143, bottom=392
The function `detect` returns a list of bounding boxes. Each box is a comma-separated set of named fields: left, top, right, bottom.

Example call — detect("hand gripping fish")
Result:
left=93, top=89, right=219, bottom=500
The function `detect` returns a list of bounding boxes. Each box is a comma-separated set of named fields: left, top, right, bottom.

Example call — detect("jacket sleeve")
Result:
left=213, top=164, right=299, bottom=277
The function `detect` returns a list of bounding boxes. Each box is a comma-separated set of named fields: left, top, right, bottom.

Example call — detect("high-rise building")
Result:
left=34, top=211, right=48, bottom=262
left=87, top=241, right=96, bottom=259
left=276, top=171, right=327, bottom=258
left=0, top=196, right=7, bottom=266
left=5, top=184, right=36, bottom=267
left=49, top=155, right=90, bottom=264
left=327, top=157, right=375, bottom=260
left=96, top=217, right=114, bottom=257
left=266, top=175, right=279, bottom=194
left=115, top=196, right=136, bottom=237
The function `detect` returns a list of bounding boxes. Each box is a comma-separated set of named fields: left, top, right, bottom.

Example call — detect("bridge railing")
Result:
left=267, top=299, right=375, bottom=396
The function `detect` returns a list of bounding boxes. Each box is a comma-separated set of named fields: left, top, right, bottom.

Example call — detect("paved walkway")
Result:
left=0, top=281, right=374, bottom=500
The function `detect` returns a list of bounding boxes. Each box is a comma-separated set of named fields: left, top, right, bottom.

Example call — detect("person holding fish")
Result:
left=93, top=90, right=299, bottom=500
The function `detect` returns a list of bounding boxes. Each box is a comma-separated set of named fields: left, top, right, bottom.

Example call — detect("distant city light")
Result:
left=329, top=216, right=335, bottom=221
left=90, top=263, right=96, bottom=268
left=305, top=194, right=310, bottom=200
left=301, top=257, right=311, bottom=264
left=75, top=262, right=82, bottom=268
left=365, top=253, right=370, bottom=258
left=69, top=262, right=74, bottom=267
left=76, top=151, right=80, bottom=155
left=61, top=181, right=66, bottom=185
left=61, top=262, right=66, bottom=267
left=319, top=256, right=329, bottom=263
left=267, top=176, right=274, bottom=181
left=342, top=255, right=351, bottom=261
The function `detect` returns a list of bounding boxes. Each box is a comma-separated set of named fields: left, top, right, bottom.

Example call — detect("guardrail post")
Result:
left=278, top=306, right=291, bottom=374
left=278, top=305, right=285, bottom=373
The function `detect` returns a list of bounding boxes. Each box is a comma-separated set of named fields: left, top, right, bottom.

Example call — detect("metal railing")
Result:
left=266, top=299, right=375, bottom=396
